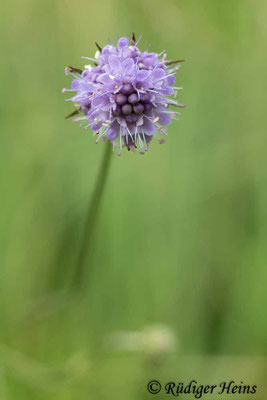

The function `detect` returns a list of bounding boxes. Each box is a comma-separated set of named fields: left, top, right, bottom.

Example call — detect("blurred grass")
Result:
left=0, top=0, right=267, bottom=398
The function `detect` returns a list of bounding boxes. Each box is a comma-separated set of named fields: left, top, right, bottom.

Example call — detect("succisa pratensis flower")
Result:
left=63, top=34, right=184, bottom=155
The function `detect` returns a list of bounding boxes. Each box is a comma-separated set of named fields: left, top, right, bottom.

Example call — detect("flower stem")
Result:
left=73, top=143, right=112, bottom=288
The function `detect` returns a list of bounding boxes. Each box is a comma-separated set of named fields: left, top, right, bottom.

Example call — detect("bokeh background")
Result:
left=1, top=0, right=267, bottom=398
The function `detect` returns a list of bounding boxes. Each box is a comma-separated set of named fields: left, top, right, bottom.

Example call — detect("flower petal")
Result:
left=122, top=58, right=135, bottom=75
left=71, top=79, right=81, bottom=90
left=108, top=55, right=123, bottom=74
left=152, top=68, right=166, bottom=81
left=92, top=95, right=110, bottom=108
left=107, top=120, right=120, bottom=140
left=136, top=70, right=150, bottom=82
left=80, top=82, right=95, bottom=92
left=159, top=86, right=174, bottom=96
left=97, top=73, right=112, bottom=84
left=142, top=117, right=156, bottom=135
left=167, top=75, right=176, bottom=85
left=155, top=112, right=171, bottom=126
left=117, top=37, right=129, bottom=51
left=142, top=53, right=158, bottom=68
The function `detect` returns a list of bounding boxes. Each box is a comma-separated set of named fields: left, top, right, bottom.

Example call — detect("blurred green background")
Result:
left=1, top=0, right=267, bottom=398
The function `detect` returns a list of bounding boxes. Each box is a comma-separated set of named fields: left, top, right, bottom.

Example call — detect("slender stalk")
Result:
left=73, top=143, right=112, bottom=288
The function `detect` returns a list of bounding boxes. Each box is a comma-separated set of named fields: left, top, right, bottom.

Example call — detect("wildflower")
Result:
left=63, top=34, right=184, bottom=154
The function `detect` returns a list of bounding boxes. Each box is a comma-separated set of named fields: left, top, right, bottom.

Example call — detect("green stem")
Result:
left=73, top=143, right=112, bottom=288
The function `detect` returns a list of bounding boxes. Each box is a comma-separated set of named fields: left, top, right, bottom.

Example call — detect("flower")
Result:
left=63, top=34, right=184, bottom=155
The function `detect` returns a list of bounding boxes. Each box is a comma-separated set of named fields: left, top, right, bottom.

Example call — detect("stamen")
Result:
left=135, top=35, right=143, bottom=46
left=82, top=56, right=98, bottom=62
left=165, top=99, right=179, bottom=106
left=138, top=135, right=144, bottom=151
left=126, top=126, right=134, bottom=142
left=155, top=72, right=176, bottom=83
left=69, top=72, right=82, bottom=80
left=95, top=127, right=109, bottom=143
left=119, top=130, right=122, bottom=151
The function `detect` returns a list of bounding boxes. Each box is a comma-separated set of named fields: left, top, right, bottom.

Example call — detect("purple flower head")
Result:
left=63, top=34, right=184, bottom=155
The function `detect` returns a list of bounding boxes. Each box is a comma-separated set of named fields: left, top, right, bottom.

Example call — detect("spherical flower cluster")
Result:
left=63, top=35, right=184, bottom=155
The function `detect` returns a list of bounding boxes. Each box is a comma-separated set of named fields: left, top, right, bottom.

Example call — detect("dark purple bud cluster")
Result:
left=113, top=83, right=153, bottom=119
